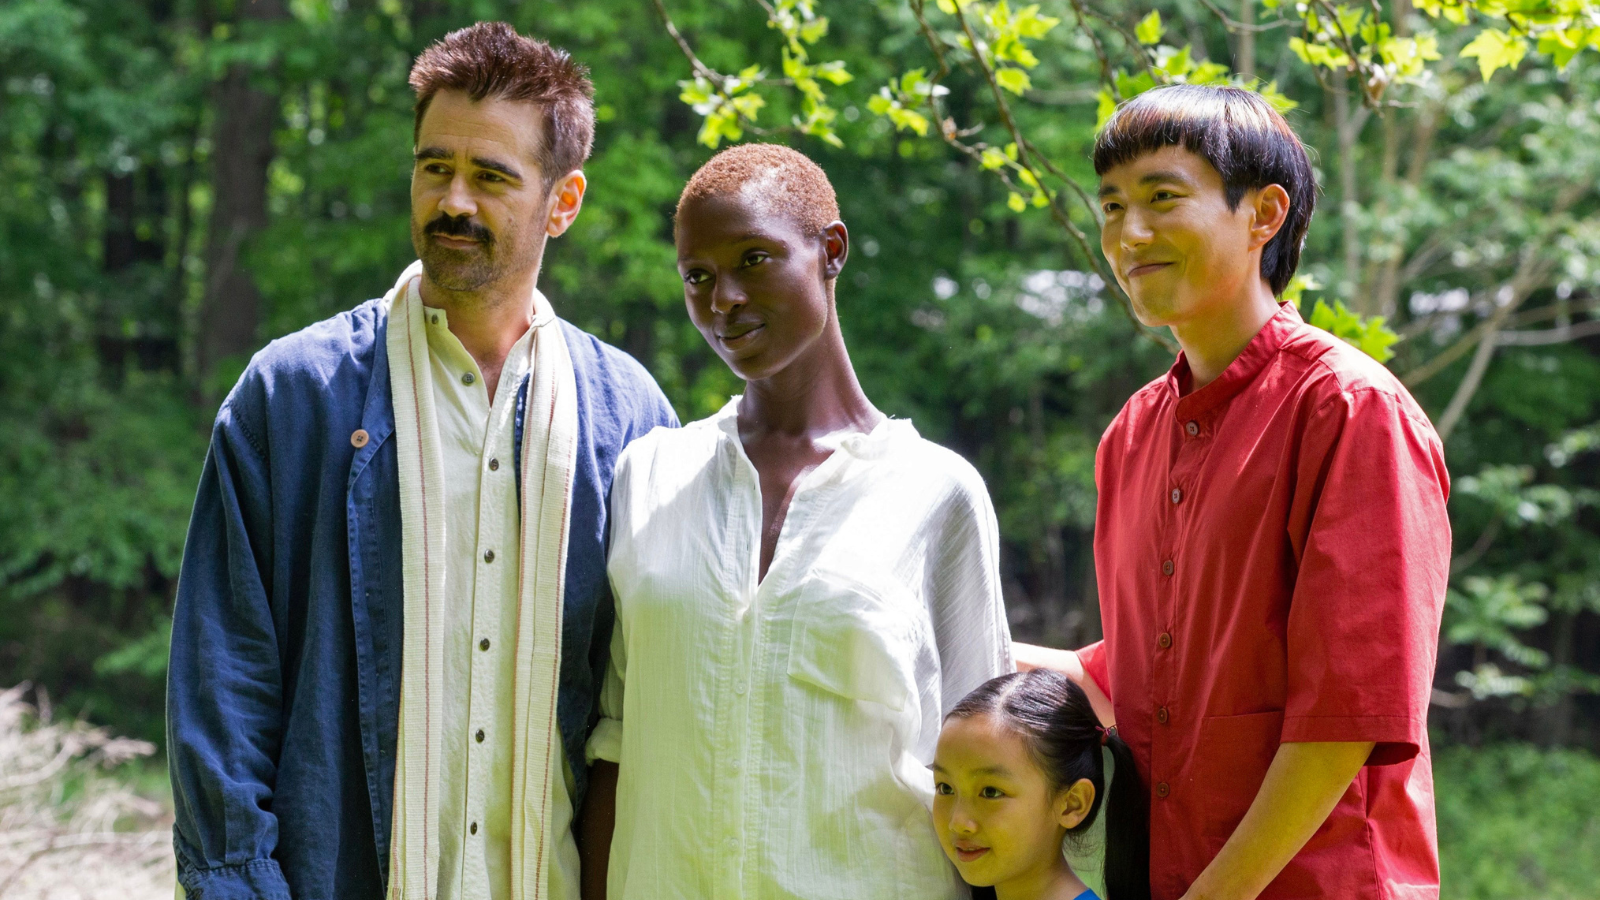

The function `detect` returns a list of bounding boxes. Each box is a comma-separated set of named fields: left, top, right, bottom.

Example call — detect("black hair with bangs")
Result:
left=1093, top=84, right=1317, bottom=296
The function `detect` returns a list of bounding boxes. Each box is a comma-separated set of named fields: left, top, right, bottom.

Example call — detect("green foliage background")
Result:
left=2, top=0, right=1599, bottom=893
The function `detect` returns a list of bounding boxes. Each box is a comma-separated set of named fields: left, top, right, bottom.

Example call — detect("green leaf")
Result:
left=1096, top=89, right=1118, bottom=128
left=799, top=16, right=829, bottom=44
left=980, top=147, right=1010, bottom=170
left=1461, top=28, right=1529, bottom=81
left=995, top=66, right=1032, bottom=95
left=1135, top=10, right=1163, bottom=45
left=1007, top=191, right=1028, bottom=212
left=1307, top=299, right=1400, bottom=362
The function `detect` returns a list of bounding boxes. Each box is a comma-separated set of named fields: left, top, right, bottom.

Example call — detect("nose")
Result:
left=948, top=800, right=979, bottom=837
left=1120, top=206, right=1154, bottom=251
left=438, top=172, right=477, bottom=220
left=710, top=272, right=746, bottom=315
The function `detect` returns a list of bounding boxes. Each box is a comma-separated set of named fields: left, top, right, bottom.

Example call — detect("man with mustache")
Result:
left=166, top=22, right=675, bottom=900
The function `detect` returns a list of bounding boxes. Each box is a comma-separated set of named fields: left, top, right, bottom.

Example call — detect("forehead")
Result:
left=1097, top=144, right=1223, bottom=193
left=936, top=714, right=1035, bottom=772
left=675, top=188, right=809, bottom=256
left=416, top=90, right=544, bottom=163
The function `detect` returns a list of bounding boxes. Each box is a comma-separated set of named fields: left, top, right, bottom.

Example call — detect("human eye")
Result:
left=1151, top=189, right=1180, bottom=202
left=422, top=162, right=451, bottom=176
left=979, top=785, right=1006, bottom=799
left=682, top=269, right=710, bottom=286
left=478, top=171, right=506, bottom=184
left=935, top=782, right=954, bottom=796
left=741, top=250, right=770, bottom=268
left=1101, top=201, right=1122, bottom=215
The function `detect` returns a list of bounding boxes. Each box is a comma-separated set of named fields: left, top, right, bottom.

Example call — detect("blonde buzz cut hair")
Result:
left=676, top=143, right=842, bottom=237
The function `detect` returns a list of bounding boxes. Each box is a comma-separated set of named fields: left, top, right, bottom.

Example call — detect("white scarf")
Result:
left=383, top=261, right=579, bottom=900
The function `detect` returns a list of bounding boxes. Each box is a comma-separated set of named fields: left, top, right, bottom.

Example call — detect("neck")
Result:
left=993, top=855, right=1089, bottom=900
left=1168, top=277, right=1280, bottom=391
left=418, top=261, right=541, bottom=377
left=738, top=318, right=881, bottom=440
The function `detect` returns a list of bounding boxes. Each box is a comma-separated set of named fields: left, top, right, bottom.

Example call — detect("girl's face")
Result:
left=932, top=713, right=1094, bottom=894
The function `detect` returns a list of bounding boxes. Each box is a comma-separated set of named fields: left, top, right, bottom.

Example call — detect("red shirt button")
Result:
left=1170, top=488, right=1183, bottom=504
left=1186, top=420, right=1200, bottom=436
left=1156, top=782, right=1170, bottom=798
left=1158, top=631, right=1173, bottom=649
left=1162, top=559, right=1175, bottom=576
left=1157, top=706, right=1169, bottom=724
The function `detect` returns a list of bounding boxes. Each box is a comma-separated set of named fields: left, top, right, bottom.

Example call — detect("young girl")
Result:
left=933, top=670, right=1150, bottom=900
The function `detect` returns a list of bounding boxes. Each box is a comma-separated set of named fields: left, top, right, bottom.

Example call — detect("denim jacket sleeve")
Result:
left=167, top=374, right=293, bottom=900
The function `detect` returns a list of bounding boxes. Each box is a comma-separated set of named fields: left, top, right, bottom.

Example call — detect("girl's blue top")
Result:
left=1073, top=891, right=1102, bottom=900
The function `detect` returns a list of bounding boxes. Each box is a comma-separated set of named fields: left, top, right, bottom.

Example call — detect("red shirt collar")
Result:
left=1165, top=301, right=1302, bottom=424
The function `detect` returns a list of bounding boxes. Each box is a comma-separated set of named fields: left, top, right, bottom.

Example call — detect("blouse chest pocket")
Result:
left=786, top=569, right=928, bottom=714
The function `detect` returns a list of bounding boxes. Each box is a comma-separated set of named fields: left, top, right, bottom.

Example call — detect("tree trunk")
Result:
left=198, top=0, right=288, bottom=386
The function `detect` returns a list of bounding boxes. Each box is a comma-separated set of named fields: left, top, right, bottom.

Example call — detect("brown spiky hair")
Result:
left=408, top=22, right=595, bottom=190
left=676, top=143, right=841, bottom=238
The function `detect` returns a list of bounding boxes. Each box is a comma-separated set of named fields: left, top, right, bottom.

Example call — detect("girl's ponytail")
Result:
left=1100, top=728, right=1150, bottom=900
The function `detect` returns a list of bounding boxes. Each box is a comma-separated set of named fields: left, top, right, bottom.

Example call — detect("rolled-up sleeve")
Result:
left=167, top=381, right=292, bottom=900
left=1281, top=389, right=1451, bottom=765
left=1076, top=639, right=1110, bottom=701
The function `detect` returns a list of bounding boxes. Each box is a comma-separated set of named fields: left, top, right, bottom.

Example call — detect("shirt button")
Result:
left=1156, top=782, right=1170, bottom=799
left=1157, top=706, right=1169, bottom=724
left=724, top=837, right=738, bottom=851
left=1158, top=631, right=1173, bottom=649
left=734, top=681, right=748, bottom=695
left=430, top=314, right=440, bottom=325
left=470, top=821, right=478, bottom=835
left=480, top=638, right=490, bottom=651
left=350, top=429, right=370, bottom=449
left=489, top=457, right=499, bottom=471
left=462, top=372, right=476, bottom=385
left=1162, top=559, right=1175, bottom=576
left=1170, top=487, right=1183, bottom=504
left=475, top=729, right=485, bottom=743
left=483, top=549, right=495, bottom=563
left=1185, top=420, right=1200, bottom=436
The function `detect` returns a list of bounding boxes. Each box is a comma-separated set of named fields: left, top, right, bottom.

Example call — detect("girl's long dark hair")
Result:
left=948, top=670, right=1150, bottom=900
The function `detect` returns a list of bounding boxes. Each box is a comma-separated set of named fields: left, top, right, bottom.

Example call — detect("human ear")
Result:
left=1248, top=183, right=1290, bottom=251
left=1056, top=778, right=1097, bottom=831
left=821, top=220, right=849, bottom=280
left=545, top=170, right=588, bottom=237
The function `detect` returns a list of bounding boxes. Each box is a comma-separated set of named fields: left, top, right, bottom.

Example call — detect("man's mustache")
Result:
left=424, top=214, right=494, bottom=244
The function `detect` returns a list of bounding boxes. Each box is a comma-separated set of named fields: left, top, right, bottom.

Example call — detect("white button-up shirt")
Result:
left=426, top=305, right=580, bottom=900
left=588, top=398, right=1013, bottom=900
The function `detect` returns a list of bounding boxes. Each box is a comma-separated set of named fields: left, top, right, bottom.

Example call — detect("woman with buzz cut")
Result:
left=578, top=143, right=1013, bottom=899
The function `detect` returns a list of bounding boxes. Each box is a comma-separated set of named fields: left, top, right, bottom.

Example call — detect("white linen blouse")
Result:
left=587, top=398, right=1013, bottom=900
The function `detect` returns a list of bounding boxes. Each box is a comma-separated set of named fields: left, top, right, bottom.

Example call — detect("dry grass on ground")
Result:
left=0, top=684, right=173, bottom=900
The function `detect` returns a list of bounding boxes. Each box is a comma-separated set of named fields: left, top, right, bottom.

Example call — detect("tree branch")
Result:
left=942, top=2, right=1178, bottom=352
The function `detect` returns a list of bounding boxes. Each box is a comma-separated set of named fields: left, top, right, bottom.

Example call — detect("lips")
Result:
left=953, top=842, right=990, bottom=863
left=718, top=322, right=766, bottom=349
left=1127, top=261, right=1173, bottom=278
left=431, top=234, right=481, bottom=250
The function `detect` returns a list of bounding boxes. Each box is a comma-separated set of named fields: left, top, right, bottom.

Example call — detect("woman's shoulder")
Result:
left=887, top=426, right=993, bottom=507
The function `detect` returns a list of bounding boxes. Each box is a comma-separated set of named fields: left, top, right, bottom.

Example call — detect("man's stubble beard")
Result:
left=412, top=223, right=515, bottom=296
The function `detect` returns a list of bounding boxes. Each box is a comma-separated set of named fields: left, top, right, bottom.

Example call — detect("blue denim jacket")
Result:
left=166, top=298, right=677, bottom=900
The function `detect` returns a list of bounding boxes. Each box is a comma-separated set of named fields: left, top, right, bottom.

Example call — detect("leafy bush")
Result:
left=1435, top=743, right=1600, bottom=899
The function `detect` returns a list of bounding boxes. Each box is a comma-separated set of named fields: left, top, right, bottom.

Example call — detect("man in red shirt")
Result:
left=1018, top=84, right=1451, bottom=899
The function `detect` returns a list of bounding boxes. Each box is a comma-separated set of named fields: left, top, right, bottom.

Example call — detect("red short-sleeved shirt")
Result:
left=1079, top=302, right=1450, bottom=900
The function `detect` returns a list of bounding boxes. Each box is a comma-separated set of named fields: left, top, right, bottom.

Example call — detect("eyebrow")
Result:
left=930, top=763, right=1013, bottom=777
left=413, top=147, right=524, bottom=181
left=1098, top=169, right=1194, bottom=198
